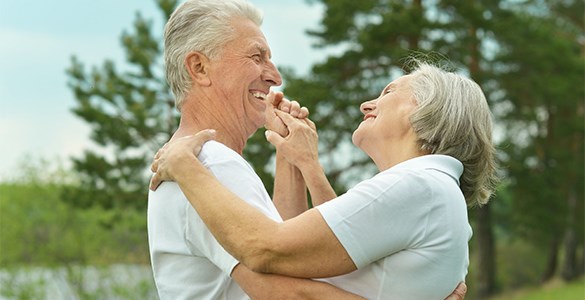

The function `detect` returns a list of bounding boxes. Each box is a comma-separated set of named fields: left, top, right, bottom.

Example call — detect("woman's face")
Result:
left=352, top=75, right=418, bottom=155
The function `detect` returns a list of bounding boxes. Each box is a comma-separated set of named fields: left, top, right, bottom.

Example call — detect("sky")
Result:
left=0, top=0, right=331, bottom=180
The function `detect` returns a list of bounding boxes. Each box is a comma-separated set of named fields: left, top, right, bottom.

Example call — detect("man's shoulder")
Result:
left=198, top=141, right=242, bottom=163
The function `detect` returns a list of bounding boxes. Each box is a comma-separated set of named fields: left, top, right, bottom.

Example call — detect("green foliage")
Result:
left=490, top=0, right=584, bottom=281
left=496, top=238, right=548, bottom=289
left=64, top=0, right=181, bottom=211
left=283, top=0, right=512, bottom=190
left=0, top=157, right=149, bottom=267
left=0, top=181, right=150, bottom=267
left=284, top=0, right=584, bottom=295
left=0, top=157, right=154, bottom=297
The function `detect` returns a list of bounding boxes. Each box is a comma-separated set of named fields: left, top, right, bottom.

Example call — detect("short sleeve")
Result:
left=316, top=171, right=433, bottom=269
left=183, top=141, right=282, bottom=275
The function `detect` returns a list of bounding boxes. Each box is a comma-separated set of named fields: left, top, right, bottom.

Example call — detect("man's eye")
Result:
left=251, top=54, right=262, bottom=62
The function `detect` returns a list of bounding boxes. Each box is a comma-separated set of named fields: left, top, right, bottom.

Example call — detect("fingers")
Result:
left=278, top=98, right=291, bottom=113
left=265, top=130, right=285, bottom=147
left=193, top=129, right=216, bottom=145
left=268, top=91, right=284, bottom=107
left=445, top=282, right=467, bottom=300
left=149, top=129, right=215, bottom=192
left=277, top=96, right=309, bottom=118
left=288, top=101, right=301, bottom=117
left=299, top=107, right=309, bottom=119
left=149, top=173, right=162, bottom=191
left=274, top=109, right=299, bottom=126
left=302, top=116, right=316, bottom=130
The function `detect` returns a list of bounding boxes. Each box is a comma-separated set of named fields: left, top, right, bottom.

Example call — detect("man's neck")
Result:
left=174, top=109, right=247, bottom=155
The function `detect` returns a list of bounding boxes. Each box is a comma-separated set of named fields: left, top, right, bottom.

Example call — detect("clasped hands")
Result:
left=150, top=91, right=317, bottom=190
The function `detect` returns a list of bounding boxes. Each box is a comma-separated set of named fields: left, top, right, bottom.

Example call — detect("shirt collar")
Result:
left=386, top=155, right=463, bottom=185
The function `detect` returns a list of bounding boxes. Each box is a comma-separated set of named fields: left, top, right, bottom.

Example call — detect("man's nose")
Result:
left=360, top=99, right=377, bottom=114
left=263, top=60, right=282, bottom=87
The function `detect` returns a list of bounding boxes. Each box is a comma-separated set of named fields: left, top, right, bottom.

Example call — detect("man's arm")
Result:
left=266, top=111, right=337, bottom=206
left=232, top=264, right=365, bottom=300
left=272, top=151, right=308, bottom=219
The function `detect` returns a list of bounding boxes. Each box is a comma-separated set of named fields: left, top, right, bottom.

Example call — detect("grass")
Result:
left=488, top=277, right=585, bottom=300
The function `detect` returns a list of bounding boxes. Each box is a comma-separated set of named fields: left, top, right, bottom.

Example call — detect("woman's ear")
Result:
left=185, top=51, right=211, bottom=86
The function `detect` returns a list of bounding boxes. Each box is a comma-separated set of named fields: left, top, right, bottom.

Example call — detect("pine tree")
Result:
left=281, top=0, right=583, bottom=296
left=492, top=0, right=584, bottom=282
left=64, top=0, right=180, bottom=214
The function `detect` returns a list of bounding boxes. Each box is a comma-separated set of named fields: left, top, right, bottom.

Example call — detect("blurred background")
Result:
left=0, top=0, right=583, bottom=299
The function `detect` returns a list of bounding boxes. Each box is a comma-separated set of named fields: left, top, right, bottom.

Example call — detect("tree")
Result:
left=64, top=0, right=180, bottom=213
left=281, top=0, right=583, bottom=296
left=492, top=0, right=584, bottom=282
left=64, top=0, right=289, bottom=212
left=282, top=0, right=510, bottom=297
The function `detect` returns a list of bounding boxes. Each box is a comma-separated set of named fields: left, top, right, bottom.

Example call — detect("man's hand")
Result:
left=264, top=91, right=309, bottom=137
left=265, top=110, right=318, bottom=169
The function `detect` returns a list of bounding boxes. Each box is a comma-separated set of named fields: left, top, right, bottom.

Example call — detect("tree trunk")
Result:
left=475, top=204, right=496, bottom=299
left=561, top=189, right=578, bottom=281
left=541, top=237, right=560, bottom=282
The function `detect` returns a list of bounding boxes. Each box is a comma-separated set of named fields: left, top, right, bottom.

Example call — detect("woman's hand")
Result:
left=265, top=110, right=319, bottom=170
left=265, top=91, right=309, bottom=136
left=149, top=129, right=216, bottom=191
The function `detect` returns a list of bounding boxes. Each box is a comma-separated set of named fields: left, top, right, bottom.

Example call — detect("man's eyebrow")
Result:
left=249, top=43, right=271, bottom=58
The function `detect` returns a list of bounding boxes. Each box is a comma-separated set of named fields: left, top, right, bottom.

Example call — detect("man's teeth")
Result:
left=251, top=92, right=266, bottom=100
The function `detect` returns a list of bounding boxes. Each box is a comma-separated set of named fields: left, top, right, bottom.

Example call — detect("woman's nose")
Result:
left=360, top=99, right=376, bottom=114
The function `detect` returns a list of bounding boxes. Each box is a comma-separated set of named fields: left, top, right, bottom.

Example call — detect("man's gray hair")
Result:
left=164, top=0, right=263, bottom=111
left=409, top=63, right=499, bottom=206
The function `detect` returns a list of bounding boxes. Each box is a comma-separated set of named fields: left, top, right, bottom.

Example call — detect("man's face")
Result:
left=206, top=17, right=282, bottom=134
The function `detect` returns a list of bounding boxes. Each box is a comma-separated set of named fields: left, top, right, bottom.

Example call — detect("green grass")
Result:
left=488, top=277, right=585, bottom=300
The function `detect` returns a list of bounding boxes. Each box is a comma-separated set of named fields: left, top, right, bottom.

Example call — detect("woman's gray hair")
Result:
left=409, top=63, right=499, bottom=206
left=164, top=0, right=263, bottom=111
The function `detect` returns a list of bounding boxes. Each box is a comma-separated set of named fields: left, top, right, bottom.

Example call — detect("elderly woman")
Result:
left=150, top=62, right=497, bottom=299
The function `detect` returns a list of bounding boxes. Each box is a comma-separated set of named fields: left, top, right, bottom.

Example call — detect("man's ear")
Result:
left=185, top=51, right=211, bottom=86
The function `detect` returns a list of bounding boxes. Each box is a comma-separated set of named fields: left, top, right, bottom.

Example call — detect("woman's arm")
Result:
left=150, top=132, right=356, bottom=278
left=149, top=132, right=468, bottom=300
left=266, top=110, right=337, bottom=206
left=266, top=92, right=311, bottom=219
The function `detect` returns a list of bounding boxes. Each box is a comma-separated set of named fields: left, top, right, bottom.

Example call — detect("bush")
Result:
left=0, top=156, right=149, bottom=267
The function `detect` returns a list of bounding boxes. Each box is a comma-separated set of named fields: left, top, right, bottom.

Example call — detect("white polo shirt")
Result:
left=317, top=155, right=472, bottom=300
left=148, top=141, right=283, bottom=300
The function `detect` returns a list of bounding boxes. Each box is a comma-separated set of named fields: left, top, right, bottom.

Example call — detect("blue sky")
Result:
left=0, top=0, right=329, bottom=179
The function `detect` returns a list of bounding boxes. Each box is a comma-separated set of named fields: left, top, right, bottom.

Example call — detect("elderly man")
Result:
left=148, top=0, right=467, bottom=299
left=148, top=0, right=364, bottom=298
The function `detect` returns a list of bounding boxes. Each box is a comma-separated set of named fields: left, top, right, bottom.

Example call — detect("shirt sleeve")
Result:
left=316, top=170, right=433, bottom=269
left=184, top=143, right=281, bottom=275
